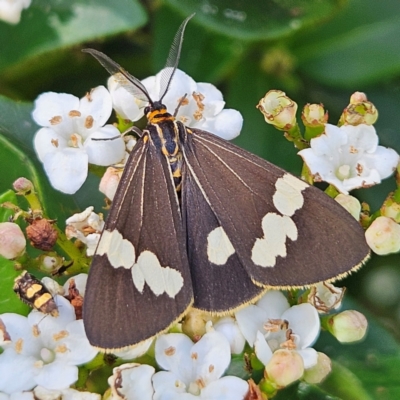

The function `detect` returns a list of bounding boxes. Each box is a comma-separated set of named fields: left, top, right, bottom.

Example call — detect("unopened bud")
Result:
left=264, top=349, right=304, bottom=388
left=26, top=218, right=58, bottom=251
left=302, top=352, right=331, bottom=384
left=0, top=222, right=26, bottom=259
left=340, top=92, right=378, bottom=126
left=328, top=310, right=367, bottom=343
left=301, top=103, right=328, bottom=128
left=182, top=309, right=214, bottom=341
left=381, top=195, right=400, bottom=223
left=365, top=216, right=400, bottom=255
left=335, top=194, right=361, bottom=220
left=99, top=166, right=123, bottom=201
left=13, top=177, right=33, bottom=194
left=257, top=90, right=298, bottom=130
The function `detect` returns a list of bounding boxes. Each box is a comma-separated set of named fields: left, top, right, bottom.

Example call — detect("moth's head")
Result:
left=145, top=101, right=172, bottom=123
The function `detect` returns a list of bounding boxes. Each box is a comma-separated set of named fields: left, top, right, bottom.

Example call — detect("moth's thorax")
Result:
left=146, top=111, right=184, bottom=191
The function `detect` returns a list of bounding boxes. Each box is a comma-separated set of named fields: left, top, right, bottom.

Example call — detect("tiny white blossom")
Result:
left=153, top=331, right=249, bottom=399
left=308, top=282, right=345, bottom=313
left=0, top=296, right=97, bottom=394
left=32, top=87, right=125, bottom=194
left=235, top=290, right=320, bottom=369
left=66, top=207, right=104, bottom=256
left=298, top=124, right=399, bottom=194
left=0, top=0, right=30, bottom=24
left=108, top=363, right=155, bottom=400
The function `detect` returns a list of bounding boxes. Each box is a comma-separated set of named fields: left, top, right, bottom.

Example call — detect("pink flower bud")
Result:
left=328, top=310, right=367, bottom=343
left=13, top=177, right=33, bottom=193
left=264, top=349, right=304, bottom=388
left=0, top=222, right=26, bottom=259
left=99, top=166, right=122, bottom=201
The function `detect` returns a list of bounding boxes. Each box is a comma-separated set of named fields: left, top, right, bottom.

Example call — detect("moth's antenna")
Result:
left=82, top=48, right=153, bottom=105
left=159, top=13, right=195, bottom=102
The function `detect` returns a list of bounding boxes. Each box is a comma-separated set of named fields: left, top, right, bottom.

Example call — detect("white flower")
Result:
left=0, top=0, right=30, bottom=24
left=235, top=290, right=320, bottom=369
left=214, top=317, right=246, bottom=354
left=0, top=296, right=98, bottom=394
left=32, top=87, right=125, bottom=194
left=63, top=274, right=88, bottom=297
left=65, top=207, right=104, bottom=256
left=110, top=68, right=243, bottom=140
left=108, top=363, right=155, bottom=400
left=108, top=76, right=146, bottom=121
left=153, top=331, right=249, bottom=399
left=113, top=338, right=153, bottom=360
left=308, top=282, right=345, bottom=313
left=298, top=124, right=399, bottom=194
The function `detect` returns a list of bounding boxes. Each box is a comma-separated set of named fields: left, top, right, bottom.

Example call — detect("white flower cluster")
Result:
left=0, top=0, right=30, bottom=24
left=32, top=70, right=244, bottom=195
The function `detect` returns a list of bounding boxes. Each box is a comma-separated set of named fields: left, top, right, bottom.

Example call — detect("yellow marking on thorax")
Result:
left=148, top=109, right=175, bottom=124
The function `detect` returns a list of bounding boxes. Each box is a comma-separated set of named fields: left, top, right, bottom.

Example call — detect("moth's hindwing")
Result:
left=181, top=127, right=370, bottom=311
left=83, top=137, right=194, bottom=350
left=182, top=168, right=265, bottom=312
left=13, top=271, right=59, bottom=316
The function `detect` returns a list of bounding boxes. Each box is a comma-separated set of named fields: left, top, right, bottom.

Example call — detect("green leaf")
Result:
left=294, top=0, right=400, bottom=87
left=0, top=0, right=147, bottom=73
left=164, top=0, right=343, bottom=41
left=0, top=190, right=18, bottom=222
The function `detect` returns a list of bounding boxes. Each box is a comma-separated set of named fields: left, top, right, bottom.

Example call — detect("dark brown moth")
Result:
left=82, top=15, right=369, bottom=350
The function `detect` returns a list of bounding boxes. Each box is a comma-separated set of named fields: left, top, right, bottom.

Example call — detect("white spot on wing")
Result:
left=251, top=213, right=297, bottom=267
left=273, top=174, right=308, bottom=216
left=207, top=227, right=235, bottom=265
left=96, top=229, right=135, bottom=269
left=131, top=251, right=183, bottom=298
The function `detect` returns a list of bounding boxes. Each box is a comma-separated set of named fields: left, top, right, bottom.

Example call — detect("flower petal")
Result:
left=254, top=331, right=273, bottom=366
left=78, top=86, right=113, bottom=128
left=32, top=92, right=79, bottom=127
left=84, top=125, right=125, bottom=166
left=34, top=128, right=68, bottom=162
left=42, top=148, right=88, bottom=194
left=200, top=376, right=249, bottom=400
left=35, top=360, right=78, bottom=390
left=297, top=347, right=318, bottom=369
left=281, top=303, right=320, bottom=348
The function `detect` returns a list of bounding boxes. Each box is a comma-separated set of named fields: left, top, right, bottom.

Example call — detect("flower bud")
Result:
left=182, top=309, right=210, bottom=340
left=365, top=216, right=400, bottom=255
left=0, top=222, right=26, bottom=259
left=328, top=310, right=367, bottom=343
left=99, top=166, right=123, bottom=201
left=26, top=218, right=58, bottom=251
left=264, top=349, right=304, bottom=388
left=257, top=90, right=298, bottom=130
left=381, top=195, right=400, bottom=223
left=340, top=92, right=378, bottom=126
left=301, top=103, right=328, bottom=128
left=335, top=194, right=361, bottom=220
left=13, top=177, right=33, bottom=194
left=302, top=352, right=331, bottom=384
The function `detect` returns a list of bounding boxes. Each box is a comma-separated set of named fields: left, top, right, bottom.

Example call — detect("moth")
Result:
left=83, top=15, right=369, bottom=350
left=13, top=270, right=59, bottom=317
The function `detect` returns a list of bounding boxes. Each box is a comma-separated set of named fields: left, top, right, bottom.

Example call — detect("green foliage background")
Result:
left=0, top=0, right=399, bottom=398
